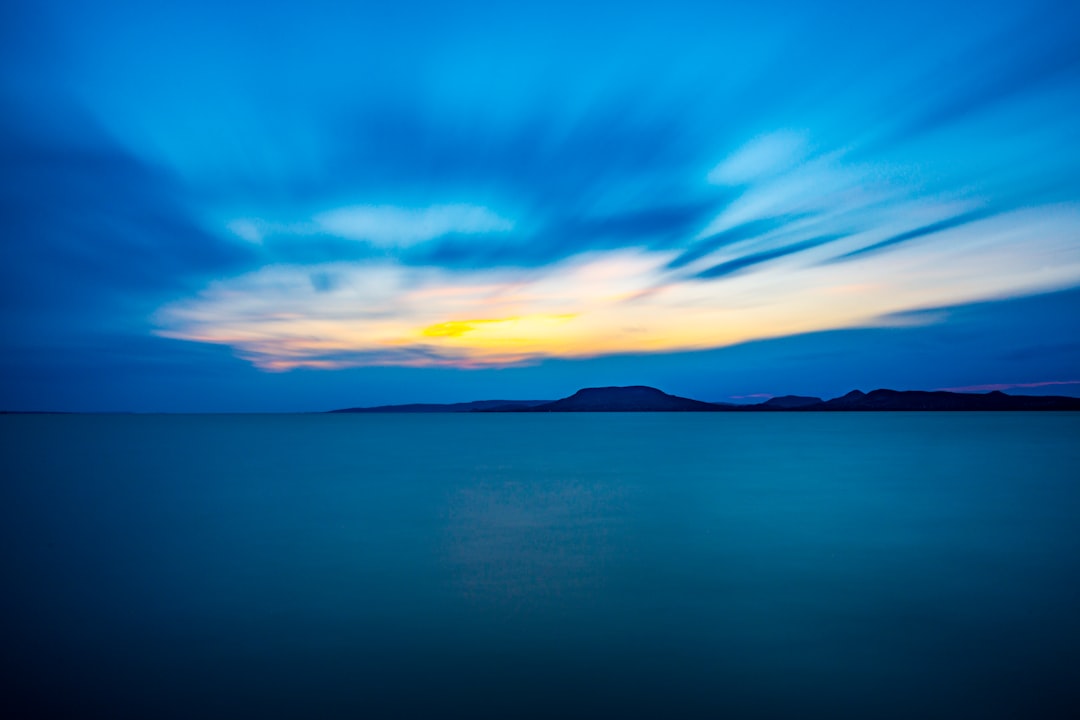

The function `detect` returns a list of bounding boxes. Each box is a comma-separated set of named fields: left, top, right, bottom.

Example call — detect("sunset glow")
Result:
left=4, top=0, right=1079, bottom=410
left=156, top=202, right=1080, bottom=370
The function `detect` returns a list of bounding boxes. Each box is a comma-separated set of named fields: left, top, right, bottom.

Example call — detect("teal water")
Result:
left=2, top=413, right=1079, bottom=718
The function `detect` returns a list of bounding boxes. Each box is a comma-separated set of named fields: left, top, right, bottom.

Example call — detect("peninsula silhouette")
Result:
left=330, top=385, right=1080, bottom=413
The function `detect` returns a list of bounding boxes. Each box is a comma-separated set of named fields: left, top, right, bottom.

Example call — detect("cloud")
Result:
left=226, top=219, right=265, bottom=243
left=937, top=380, right=1080, bottom=393
left=212, top=48, right=1079, bottom=283
left=228, top=203, right=514, bottom=249
left=404, top=201, right=721, bottom=270
left=420, top=316, right=577, bottom=339
left=314, top=204, right=514, bottom=246
left=834, top=207, right=998, bottom=261
left=4, top=0, right=1080, bottom=415
left=187, top=93, right=726, bottom=273
left=876, top=8, right=1080, bottom=148
left=674, top=145, right=951, bottom=275
left=232, top=196, right=724, bottom=271
left=0, top=102, right=254, bottom=339
left=707, top=131, right=808, bottom=185
left=155, top=204, right=1080, bottom=372
left=667, top=215, right=810, bottom=270
left=695, top=235, right=845, bottom=279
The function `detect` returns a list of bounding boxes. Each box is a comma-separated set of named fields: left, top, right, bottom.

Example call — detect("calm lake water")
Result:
left=2, top=412, right=1079, bottom=718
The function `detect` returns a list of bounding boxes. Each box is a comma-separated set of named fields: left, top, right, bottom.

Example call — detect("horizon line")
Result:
left=5, top=381, right=1080, bottom=415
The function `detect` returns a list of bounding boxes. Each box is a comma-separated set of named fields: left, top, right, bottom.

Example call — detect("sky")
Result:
left=2, top=0, right=1079, bottom=411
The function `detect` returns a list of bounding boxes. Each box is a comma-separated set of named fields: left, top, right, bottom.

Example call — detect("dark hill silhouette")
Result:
left=761, top=395, right=823, bottom=409
left=328, top=386, right=1080, bottom=413
left=811, top=388, right=1080, bottom=411
left=525, top=386, right=724, bottom=412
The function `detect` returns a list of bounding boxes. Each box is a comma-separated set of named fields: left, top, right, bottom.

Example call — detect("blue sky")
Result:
left=2, top=0, right=1079, bottom=411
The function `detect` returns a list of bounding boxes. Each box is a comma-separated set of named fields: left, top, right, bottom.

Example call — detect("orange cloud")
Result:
left=155, top=206, right=1080, bottom=371
left=421, top=319, right=507, bottom=338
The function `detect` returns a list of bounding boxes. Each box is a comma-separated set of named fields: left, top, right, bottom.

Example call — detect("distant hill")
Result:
left=328, top=386, right=1080, bottom=413
left=811, top=389, right=1080, bottom=411
left=524, top=386, right=725, bottom=412
left=329, top=399, right=550, bottom=413
left=761, top=395, right=823, bottom=409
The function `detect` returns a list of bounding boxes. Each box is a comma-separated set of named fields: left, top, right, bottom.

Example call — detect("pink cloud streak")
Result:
left=938, top=380, right=1080, bottom=393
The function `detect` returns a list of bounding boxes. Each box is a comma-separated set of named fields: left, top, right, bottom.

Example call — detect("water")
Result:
left=2, top=412, right=1079, bottom=718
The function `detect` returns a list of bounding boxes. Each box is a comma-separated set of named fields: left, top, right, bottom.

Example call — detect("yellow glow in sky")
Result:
left=154, top=203, right=1080, bottom=371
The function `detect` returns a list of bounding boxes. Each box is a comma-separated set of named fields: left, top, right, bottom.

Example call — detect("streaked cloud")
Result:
left=156, top=203, right=1080, bottom=371
left=695, top=235, right=844, bottom=279
left=937, top=380, right=1080, bottom=393
left=834, top=207, right=998, bottom=261
left=5, top=0, right=1080, bottom=409
left=668, top=215, right=811, bottom=270
left=227, top=204, right=514, bottom=247
left=707, top=131, right=808, bottom=185
left=315, top=204, right=514, bottom=246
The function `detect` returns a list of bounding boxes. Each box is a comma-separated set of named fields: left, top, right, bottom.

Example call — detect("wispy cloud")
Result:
left=668, top=215, right=807, bottom=270
left=7, top=0, right=1080, bottom=411
left=695, top=235, right=844, bottom=279
left=707, top=131, right=808, bottom=185
left=315, top=204, right=513, bottom=246
left=938, top=380, right=1080, bottom=393
left=834, top=207, right=998, bottom=261
left=228, top=204, right=514, bottom=247
left=156, top=202, right=1080, bottom=371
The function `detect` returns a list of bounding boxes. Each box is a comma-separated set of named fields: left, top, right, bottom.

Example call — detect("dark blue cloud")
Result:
left=0, top=96, right=256, bottom=364
left=256, top=233, right=385, bottom=266
left=832, top=208, right=998, bottom=261
left=252, top=95, right=710, bottom=216
left=407, top=201, right=721, bottom=269
left=871, top=3, right=1080, bottom=150
left=193, top=94, right=731, bottom=270
left=666, top=215, right=810, bottom=270
left=2, top=0, right=1079, bottom=409
left=259, top=200, right=725, bottom=270
left=522, top=285, right=1080, bottom=405
left=696, top=234, right=845, bottom=279
left=4, top=285, right=1077, bottom=412
left=552, top=202, right=721, bottom=246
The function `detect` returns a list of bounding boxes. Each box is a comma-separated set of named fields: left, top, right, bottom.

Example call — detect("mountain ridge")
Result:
left=329, top=386, right=1080, bottom=413
left=523, top=385, right=725, bottom=412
